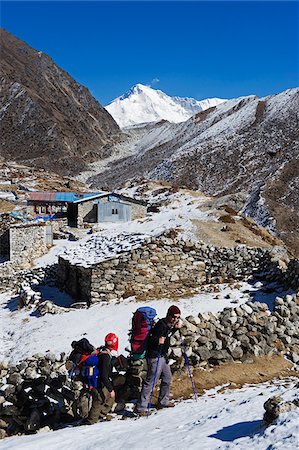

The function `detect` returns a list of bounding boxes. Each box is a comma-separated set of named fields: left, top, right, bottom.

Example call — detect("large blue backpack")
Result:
left=81, top=354, right=100, bottom=390
left=130, top=306, right=157, bottom=360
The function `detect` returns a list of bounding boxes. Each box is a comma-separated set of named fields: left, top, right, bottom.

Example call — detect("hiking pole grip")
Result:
left=179, top=332, right=197, bottom=401
left=147, top=346, right=162, bottom=418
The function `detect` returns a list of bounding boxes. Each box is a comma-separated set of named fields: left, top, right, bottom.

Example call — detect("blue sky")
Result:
left=1, top=1, right=298, bottom=105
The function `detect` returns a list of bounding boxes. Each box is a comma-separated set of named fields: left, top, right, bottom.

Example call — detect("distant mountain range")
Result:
left=0, top=29, right=298, bottom=254
left=105, top=83, right=226, bottom=128
left=0, top=28, right=122, bottom=175
left=92, top=88, right=299, bottom=255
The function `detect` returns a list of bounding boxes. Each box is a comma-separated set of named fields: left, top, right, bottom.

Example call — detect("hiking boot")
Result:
left=156, top=403, right=175, bottom=410
left=134, top=409, right=148, bottom=417
left=100, top=414, right=113, bottom=422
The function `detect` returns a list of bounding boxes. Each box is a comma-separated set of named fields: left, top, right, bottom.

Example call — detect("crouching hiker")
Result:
left=135, top=305, right=182, bottom=416
left=83, top=333, right=119, bottom=425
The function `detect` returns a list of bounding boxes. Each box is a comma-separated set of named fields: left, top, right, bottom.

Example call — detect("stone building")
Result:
left=26, top=191, right=147, bottom=227
left=57, top=233, right=271, bottom=305
left=0, top=221, right=52, bottom=267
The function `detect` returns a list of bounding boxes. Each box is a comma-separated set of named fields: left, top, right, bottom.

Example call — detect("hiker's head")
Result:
left=166, top=305, right=181, bottom=325
left=105, top=333, right=119, bottom=352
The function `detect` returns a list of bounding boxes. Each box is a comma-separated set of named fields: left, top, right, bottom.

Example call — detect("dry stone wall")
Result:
left=0, top=293, right=298, bottom=438
left=169, top=293, right=299, bottom=370
left=9, top=223, right=51, bottom=266
left=58, top=236, right=271, bottom=304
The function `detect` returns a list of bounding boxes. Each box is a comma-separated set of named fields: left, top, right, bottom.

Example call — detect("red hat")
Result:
left=105, top=333, right=119, bottom=351
left=167, top=305, right=181, bottom=317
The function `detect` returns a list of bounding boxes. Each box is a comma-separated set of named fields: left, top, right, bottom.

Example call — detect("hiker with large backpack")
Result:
left=68, top=334, right=121, bottom=424
left=83, top=333, right=119, bottom=425
left=123, top=306, right=157, bottom=401
left=135, top=305, right=182, bottom=416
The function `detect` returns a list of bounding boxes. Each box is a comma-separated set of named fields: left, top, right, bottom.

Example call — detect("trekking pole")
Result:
left=147, top=351, right=161, bottom=418
left=180, top=333, right=197, bottom=401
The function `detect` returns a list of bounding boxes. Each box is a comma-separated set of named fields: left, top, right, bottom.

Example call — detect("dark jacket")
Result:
left=98, top=350, right=114, bottom=392
left=147, top=318, right=177, bottom=359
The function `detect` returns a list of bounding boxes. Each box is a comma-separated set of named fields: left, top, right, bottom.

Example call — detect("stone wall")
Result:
left=0, top=263, right=57, bottom=294
left=0, top=229, right=9, bottom=260
left=58, top=236, right=270, bottom=304
left=128, top=293, right=299, bottom=392
left=260, top=258, right=299, bottom=291
left=0, top=293, right=297, bottom=438
left=77, top=202, right=97, bottom=226
left=169, top=293, right=299, bottom=370
left=9, top=223, right=52, bottom=267
left=130, top=202, right=147, bottom=220
left=57, top=260, right=91, bottom=302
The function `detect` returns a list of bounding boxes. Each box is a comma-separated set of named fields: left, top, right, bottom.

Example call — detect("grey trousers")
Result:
left=137, top=357, right=172, bottom=411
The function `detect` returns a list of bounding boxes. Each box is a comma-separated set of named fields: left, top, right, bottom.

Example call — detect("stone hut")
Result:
left=27, top=191, right=147, bottom=227
left=57, top=233, right=271, bottom=305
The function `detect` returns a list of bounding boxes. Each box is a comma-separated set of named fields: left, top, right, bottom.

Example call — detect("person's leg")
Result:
left=86, top=387, right=115, bottom=423
left=137, top=358, right=162, bottom=412
left=86, top=388, right=103, bottom=424
left=158, top=358, right=172, bottom=406
left=96, top=387, right=114, bottom=419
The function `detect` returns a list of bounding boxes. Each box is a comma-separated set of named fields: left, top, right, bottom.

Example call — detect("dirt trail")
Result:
left=166, top=356, right=298, bottom=401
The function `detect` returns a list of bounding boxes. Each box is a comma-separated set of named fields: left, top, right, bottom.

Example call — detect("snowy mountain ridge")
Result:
left=105, top=83, right=226, bottom=128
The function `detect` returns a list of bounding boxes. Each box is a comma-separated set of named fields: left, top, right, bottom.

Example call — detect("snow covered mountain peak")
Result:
left=106, top=84, right=227, bottom=128
left=120, top=83, right=150, bottom=99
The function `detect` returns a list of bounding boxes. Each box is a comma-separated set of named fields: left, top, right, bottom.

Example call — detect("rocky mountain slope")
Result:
left=0, top=28, right=122, bottom=175
left=105, top=83, right=225, bottom=128
left=90, top=88, right=299, bottom=255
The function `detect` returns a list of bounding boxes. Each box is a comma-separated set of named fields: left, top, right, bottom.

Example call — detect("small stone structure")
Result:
left=58, top=235, right=271, bottom=304
left=0, top=222, right=52, bottom=270
left=9, top=223, right=52, bottom=266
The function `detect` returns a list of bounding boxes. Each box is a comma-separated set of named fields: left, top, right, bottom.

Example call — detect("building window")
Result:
left=112, top=208, right=118, bottom=215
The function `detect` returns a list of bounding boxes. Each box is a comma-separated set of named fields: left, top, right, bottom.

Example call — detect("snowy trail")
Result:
left=1, top=379, right=298, bottom=450
left=0, top=282, right=257, bottom=363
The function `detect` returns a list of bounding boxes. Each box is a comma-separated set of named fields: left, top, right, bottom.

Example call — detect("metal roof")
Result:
left=27, top=191, right=107, bottom=203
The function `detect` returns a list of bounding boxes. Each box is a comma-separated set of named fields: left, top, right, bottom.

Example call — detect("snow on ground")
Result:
left=1, top=378, right=298, bottom=450
left=0, top=280, right=293, bottom=365
left=55, top=192, right=213, bottom=267
left=33, top=239, right=86, bottom=268
left=0, top=191, right=16, bottom=201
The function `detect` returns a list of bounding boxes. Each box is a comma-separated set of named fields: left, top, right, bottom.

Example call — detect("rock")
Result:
left=186, top=315, right=201, bottom=326
left=290, top=352, right=299, bottom=364
left=0, top=429, right=7, bottom=439
left=240, top=304, right=253, bottom=315
left=45, top=352, right=57, bottom=363
left=70, top=302, right=88, bottom=309
left=230, top=346, right=243, bottom=360
left=0, top=419, right=8, bottom=429
left=196, top=336, right=209, bottom=345
left=264, top=395, right=298, bottom=424
left=172, top=348, right=182, bottom=358
left=196, top=347, right=211, bottom=361
left=7, top=372, right=23, bottom=385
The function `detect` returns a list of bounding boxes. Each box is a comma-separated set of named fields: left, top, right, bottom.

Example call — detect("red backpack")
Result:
left=130, top=307, right=157, bottom=360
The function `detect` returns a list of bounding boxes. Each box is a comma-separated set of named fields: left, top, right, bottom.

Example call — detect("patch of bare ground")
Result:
left=190, top=202, right=285, bottom=250
left=191, top=218, right=273, bottom=249
left=167, top=356, right=297, bottom=401
left=0, top=199, right=15, bottom=213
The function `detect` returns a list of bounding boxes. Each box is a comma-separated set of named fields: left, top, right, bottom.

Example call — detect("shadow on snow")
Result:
left=209, top=419, right=263, bottom=442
